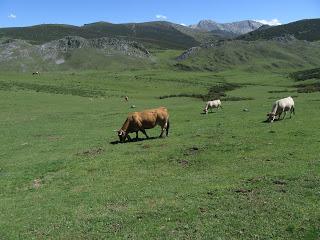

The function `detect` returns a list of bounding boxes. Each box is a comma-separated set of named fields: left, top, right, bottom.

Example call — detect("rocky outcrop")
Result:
left=190, top=20, right=264, bottom=35
left=0, top=36, right=151, bottom=71
left=39, top=36, right=150, bottom=60
left=176, top=47, right=201, bottom=61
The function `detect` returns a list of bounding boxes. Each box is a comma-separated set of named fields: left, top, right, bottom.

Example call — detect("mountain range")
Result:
left=0, top=19, right=265, bottom=50
left=0, top=22, right=201, bottom=50
left=0, top=18, right=319, bottom=72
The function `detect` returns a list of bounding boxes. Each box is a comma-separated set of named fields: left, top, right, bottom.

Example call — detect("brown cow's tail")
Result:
left=166, top=118, right=170, bottom=136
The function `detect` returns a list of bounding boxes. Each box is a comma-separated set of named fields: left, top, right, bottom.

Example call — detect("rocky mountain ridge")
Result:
left=190, top=20, right=264, bottom=35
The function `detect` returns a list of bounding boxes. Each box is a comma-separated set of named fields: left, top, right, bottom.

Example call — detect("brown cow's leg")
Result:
left=158, top=121, right=164, bottom=138
left=160, top=121, right=169, bottom=137
left=135, top=131, right=139, bottom=140
left=159, top=128, right=165, bottom=138
left=166, top=120, right=170, bottom=136
left=126, top=135, right=132, bottom=142
left=140, top=129, right=149, bottom=139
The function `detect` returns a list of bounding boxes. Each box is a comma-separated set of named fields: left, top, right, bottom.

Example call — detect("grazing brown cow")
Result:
left=116, top=107, right=170, bottom=142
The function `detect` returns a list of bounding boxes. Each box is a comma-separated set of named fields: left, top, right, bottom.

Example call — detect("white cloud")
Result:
left=180, top=23, right=187, bottom=26
left=8, top=13, right=17, bottom=19
left=156, top=14, right=167, bottom=20
left=255, top=18, right=281, bottom=26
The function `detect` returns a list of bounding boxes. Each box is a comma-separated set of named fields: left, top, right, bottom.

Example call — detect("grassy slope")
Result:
left=0, top=66, right=319, bottom=239
left=177, top=39, right=320, bottom=72
left=239, top=18, right=320, bottom=41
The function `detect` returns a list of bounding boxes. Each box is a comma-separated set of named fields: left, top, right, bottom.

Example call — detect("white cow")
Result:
left=267, top=96, right=295, bottom=122
left=203, top=99, right=222, bottom=114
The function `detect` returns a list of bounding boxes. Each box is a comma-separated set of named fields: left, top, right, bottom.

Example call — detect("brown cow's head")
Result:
left=266, top=112, right=276, bottom=122
left=117, top=129, right=127, bottom=142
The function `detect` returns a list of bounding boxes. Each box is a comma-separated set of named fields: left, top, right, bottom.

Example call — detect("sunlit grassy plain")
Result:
left=0, top=51, right=319, bottom=239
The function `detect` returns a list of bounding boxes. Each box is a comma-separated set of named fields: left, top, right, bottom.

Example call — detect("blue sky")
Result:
left=0, top=0, right=319, bottom=27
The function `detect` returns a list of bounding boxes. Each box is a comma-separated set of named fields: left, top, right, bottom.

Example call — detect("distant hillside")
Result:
left=0, top=21, right=201, bottom=50
left=190, top=20, right=264, bottom=35
left=239, top=19, right=320, bottom=41
left=176, top=38, right=320, bottom=72
left=0, top=36, right=152, bottom=72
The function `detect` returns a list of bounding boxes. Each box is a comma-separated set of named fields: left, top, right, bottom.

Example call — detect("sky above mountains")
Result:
left=0, top=0, right=319, bottom=27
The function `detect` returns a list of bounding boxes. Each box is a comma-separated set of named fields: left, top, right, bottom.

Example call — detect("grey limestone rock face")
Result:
left=190, top=20, right=264, bottom=35
left=40, top=36, right=150, bottom=58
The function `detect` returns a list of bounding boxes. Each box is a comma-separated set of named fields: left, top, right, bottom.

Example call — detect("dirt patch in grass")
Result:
left=109, top=223, right=123, bottom=233
left=175, top=146, right=201, bottom=167
left=76, top=147, right=104, bottom=157
left=234, top=188, right=252, bottom=194
left=105, top=202, right=128, bottom=212
left=184, top=146, right=200, bottom=156
left=273, top=179, right=287, bottom=185
left=246, top=176, right=265, bottom=183
left=177, top=159, right=189, bottom=167
left=245, top=176, right=287, bottom=186
left=199, top=207, right=208, bottom=213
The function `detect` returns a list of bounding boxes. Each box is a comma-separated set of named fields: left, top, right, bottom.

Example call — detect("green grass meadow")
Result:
left=0, top=68, right=319, bottom=239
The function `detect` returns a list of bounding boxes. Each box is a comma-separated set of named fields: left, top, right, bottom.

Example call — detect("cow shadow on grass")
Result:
left=110, top=136, right=159, bottom=145
left=261, top=118, right=287, bottom=124
left=200, top=112, right=218, bottom=115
